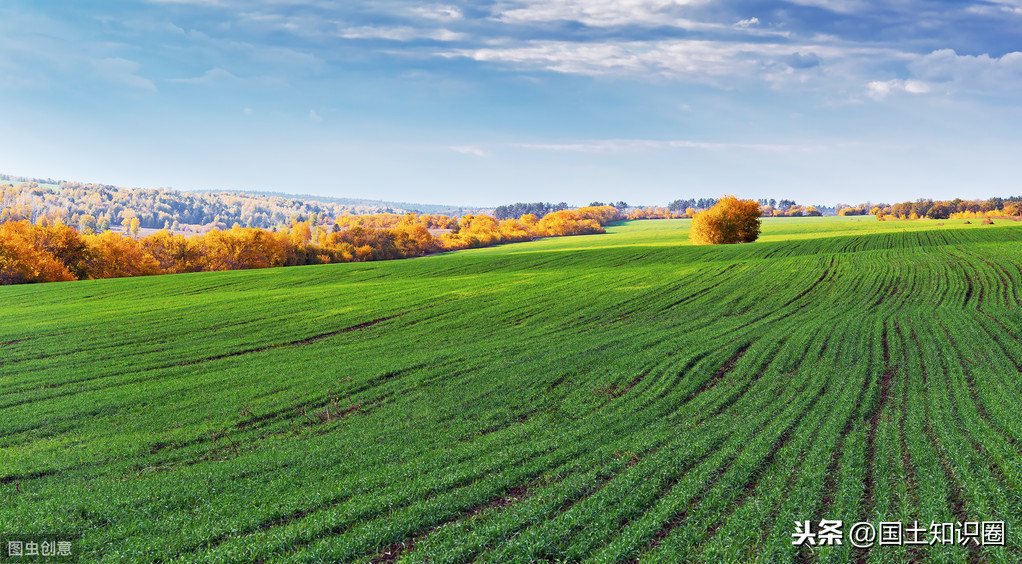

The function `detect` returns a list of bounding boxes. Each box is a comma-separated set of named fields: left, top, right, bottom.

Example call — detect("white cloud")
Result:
left=908, top=49, right=1022, bottom=90
left=865, top=78, right=931, bottom=100
left=902, top=80, right=932, bottom=94
left=859, top=48, right=1022, bottom=101
left=734, top=17, right=759, bottom=28
left=494, top=0, right=714, bottom=29
left=340, top=25, right=465, bottom=41
left=446, top=40, right=753, bottom=81
left=976, top=0, right=1022, bottom=15
left=412, top=5, right=464, bottom=20
left=783, top=0, right=871, bottom=14
left=442, top=39, right=896, bottom=87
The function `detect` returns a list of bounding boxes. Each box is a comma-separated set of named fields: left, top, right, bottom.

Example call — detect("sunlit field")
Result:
left=2, top=217, right=1020, bottom=562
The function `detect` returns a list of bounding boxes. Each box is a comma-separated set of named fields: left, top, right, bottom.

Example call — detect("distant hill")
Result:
left=208, top=189, right=492, bottom=216
left=0, top=172, right=489, bottom=230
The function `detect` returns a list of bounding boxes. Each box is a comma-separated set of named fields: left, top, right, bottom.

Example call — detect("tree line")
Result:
left=497, top=198, right=831, bottom=221
left=835, top=197, right=1022, bottom=220
left=493, top=202, right=570, bottom=220
left=0, top=206, right=620, bottom=285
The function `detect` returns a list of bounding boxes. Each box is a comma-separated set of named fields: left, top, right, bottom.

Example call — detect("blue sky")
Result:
left=1, top=0, right=1021, bottom=207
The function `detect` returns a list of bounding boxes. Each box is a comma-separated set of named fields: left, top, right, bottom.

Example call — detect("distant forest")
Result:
left=0, top=173, right=487, bottom=232
left=6, top=171, right=1022, bottom=235
left=497, top=199, right=837, bottom=219
left=835, top=197, right=1022, bottom=219
left=493, top=202, right=570, bottom=219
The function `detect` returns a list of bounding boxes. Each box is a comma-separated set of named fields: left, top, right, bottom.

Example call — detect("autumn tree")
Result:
left=689, top=196, right=762, bottom=245
left=392, top=224, right=437, bottom=256
left=197, top=228, right=289, bottom=271
left=127, top=217, right=141, bottom=237
left=497, top=218, right=534, bottom=242
left=290, top=220, right=312, bottom=246
left=78, top=214, right=97, bottom=235
left=536, top=211, right=594, bottom=237
left=32, top=221, right=91, bottom=279
left=85, top=232, right=162, bottom=279
left=0, top=222, right=75, bottom=284
left=140, top=230, right=203, bottom=273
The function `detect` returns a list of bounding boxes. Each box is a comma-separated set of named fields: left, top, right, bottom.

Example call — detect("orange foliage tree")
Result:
left=0, top=221, right=75, bottom=284
left=689, top=196, right=762, bottom=245
left=85, top=232, right=162, bottom=279
left=535, top=206, right=617, bottom=237
left=0, top=205, right=622, bottom=285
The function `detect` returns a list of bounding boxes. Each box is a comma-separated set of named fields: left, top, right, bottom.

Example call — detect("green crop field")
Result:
left=2, top=217, right=1020, bottom=563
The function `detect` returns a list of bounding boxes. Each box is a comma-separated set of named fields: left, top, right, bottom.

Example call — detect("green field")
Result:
left=2, top=217, right=1020, bottom=563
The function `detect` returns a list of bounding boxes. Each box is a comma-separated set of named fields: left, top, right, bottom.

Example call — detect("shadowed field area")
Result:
left=2, top=217, right=1020, bottom=562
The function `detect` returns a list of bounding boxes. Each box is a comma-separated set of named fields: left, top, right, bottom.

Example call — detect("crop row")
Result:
left=1, top=219, right=1020, bottom=562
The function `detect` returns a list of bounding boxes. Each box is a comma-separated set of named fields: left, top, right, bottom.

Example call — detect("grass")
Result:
left=1, top=216, right=1020, bottom=562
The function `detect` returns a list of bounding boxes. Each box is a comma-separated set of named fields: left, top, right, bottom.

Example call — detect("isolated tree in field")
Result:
left=689, top=196, right=762, bottom=245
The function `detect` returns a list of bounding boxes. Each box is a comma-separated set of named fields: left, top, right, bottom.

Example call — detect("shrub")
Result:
left=689, top=196, right=762, bottom=245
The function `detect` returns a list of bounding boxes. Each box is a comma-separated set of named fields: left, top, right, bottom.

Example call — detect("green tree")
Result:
left=926, top=202, right=950, bottom=220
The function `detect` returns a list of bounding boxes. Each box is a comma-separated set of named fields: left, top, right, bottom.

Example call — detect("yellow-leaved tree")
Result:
left=689, top=196, right=762, bottom=245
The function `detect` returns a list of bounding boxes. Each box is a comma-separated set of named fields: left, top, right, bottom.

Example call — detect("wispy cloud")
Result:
left=494, top=0, right=718, bottom=30
left=147, top=0, right=226, bottom=5
left=494, top=0, right=700, bottom=25
left=170, top=67, right=238, bottom=84
left=782, top=0, right=871, bottom=14
left=411, top=4, right=464, bottom=20
left=444, top=40, right=743, bottom=81
left=965, top=1, right=1022, bottom=16
left=441, top=39, right=897, bottom=88
left=449, top=145, right=488, bottom=156
left=340, top=25, right=466, bottom=41
left=513, top=138, right=816, bottom=153
left=92, top=57, right=157, bottom=92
